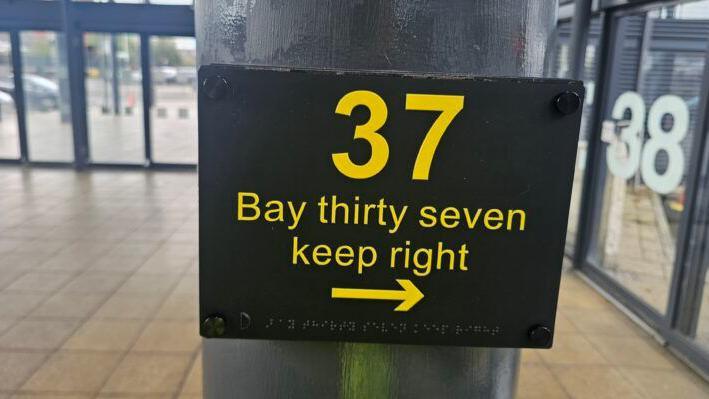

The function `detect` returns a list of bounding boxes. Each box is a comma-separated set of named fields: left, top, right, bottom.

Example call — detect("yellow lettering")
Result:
left=318, top=196, right=328, bottom=224
left=332, top=91, right=389, bottom=179
left=291, top=236, right=309, bottom=265
left=357, top=247, right=377, bottom=274
left=418, top=206, right=437, bottom=228
left=287, top=201, right=307, bottom=230
left=463, top=208, right=482, bottom=229
left=263, top=200, right=284, bottom=222
left=390, top=246, right=403, bottom=268
left=335, top=246, right=354, bottom=266
left=237, top=192, right=260, bottom=221
left=436, top=241, right=455, bottom=270
left=484, top=209, right=504, bottom=230
left=458, top=244, right=469, bottom=271
left=312, top=244, right=332, bottom=266
left=440, top=207, right=460, bottom=228
left=413, top=248, right=432, bottom=277
left=507, top=209, right=526, bottom=231
left=388, top=205, right=408, bottom=234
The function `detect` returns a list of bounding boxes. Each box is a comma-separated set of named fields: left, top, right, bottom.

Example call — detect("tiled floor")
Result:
left=518, top=271, right=709, bottom=399
left=0, top=168, right=198, bottom=398
left=0, top=168, right=707, bottom=398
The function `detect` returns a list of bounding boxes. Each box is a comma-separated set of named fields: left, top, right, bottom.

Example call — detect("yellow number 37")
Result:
left=332, top=91, right=464, bottom=181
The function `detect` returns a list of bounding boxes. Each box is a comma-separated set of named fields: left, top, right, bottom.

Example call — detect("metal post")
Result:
left=10, top=30, right=28, bottom=161
left=139, top=33, right=152, bottom=164
left=61, top=0, right=89, bottom=168
left=110, top=34, right=121, bottom=115
left=568, top=0, right=593, bottom=80
left=196, top=1, right=558, bottom=397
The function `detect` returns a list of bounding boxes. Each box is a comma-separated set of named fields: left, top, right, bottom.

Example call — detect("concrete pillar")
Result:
left=196, top=1, right=558, bottom=397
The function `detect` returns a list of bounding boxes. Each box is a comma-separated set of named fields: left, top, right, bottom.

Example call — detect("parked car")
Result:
left=151, top=66, right=196, bottom=85
left=0, top=74, right=60, bottom=112
left=0, top=90, right=12, bottom=105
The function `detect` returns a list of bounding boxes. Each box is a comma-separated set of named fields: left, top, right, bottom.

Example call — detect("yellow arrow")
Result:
left=331, top=279, right=424, bottom=312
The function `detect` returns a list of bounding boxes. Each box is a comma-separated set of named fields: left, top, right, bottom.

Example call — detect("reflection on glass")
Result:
left=552, top=31, right=570, bottom=79
left=595, top=3, right=707, bottom=315
left=150, top=36, right=197, bottom=164
left=21, top=31, right=73, bottom=162
left=553, top=18, right=602, bottom=251
left=85, top=33, right=144, bottom=163
left=0, top=32, right=19, bottom=159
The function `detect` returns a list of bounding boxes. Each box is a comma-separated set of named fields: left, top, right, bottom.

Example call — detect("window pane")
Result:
left=150, top=36, right=197, bottom=164
left=0, top=32, right=19, bottom=159
left=85, top=33, right=144, bottom=163
left=593, top=4, right=707, bottom=314
left=21, top=31, right=73, bottom=162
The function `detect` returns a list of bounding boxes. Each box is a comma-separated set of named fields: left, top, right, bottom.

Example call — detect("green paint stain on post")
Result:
left=340, top=343, right=395, bottom=399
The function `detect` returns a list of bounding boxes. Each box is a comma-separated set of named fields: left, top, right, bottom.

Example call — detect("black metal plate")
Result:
left=198, top=65, right=583, bottom=348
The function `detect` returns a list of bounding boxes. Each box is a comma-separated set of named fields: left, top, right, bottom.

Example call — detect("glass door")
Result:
left=585, top=0, right=709, bottom=315
left=20, top=31, right=74, bottom=162
left=576, top=0, right=709, bottom=374
left=84, top=32, right=145, bottom=164
left=149, top=35, right=197, bottom=164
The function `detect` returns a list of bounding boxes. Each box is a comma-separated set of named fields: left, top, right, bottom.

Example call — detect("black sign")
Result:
left=198, top=65, right=583, bottom=348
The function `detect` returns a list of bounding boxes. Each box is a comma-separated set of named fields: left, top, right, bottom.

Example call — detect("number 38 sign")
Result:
left=606, top=92, right=690, bottom=194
